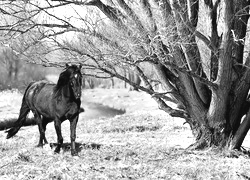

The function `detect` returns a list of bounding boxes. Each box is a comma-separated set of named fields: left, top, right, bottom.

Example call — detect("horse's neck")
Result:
left=56, top=84, right=73, bottom=102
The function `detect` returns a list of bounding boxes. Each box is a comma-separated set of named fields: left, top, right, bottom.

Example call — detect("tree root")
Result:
left=187, top=139, right=208, bottom=150
left=224, top=148, right=248, bottom=158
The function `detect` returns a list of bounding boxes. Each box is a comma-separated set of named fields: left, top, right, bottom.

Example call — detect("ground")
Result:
left=0, top=88, right=250, bottom=179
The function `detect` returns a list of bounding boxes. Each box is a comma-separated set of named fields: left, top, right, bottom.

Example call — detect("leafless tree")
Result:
left=1, top=0, right=250, bottom=151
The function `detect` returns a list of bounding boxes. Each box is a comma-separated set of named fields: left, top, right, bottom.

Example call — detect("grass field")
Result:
left=1, top=89, right=250, bottom=179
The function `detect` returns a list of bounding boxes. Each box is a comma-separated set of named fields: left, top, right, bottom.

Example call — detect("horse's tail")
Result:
left=6, top=83, right=33, bottom=139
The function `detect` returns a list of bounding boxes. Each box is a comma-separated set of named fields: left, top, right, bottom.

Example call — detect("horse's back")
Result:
left=25, top=80, right=56, bottom=117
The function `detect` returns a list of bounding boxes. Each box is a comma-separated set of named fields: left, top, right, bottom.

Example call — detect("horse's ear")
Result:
left=66, top=63, right=69, bottom=68
left=79, top=64, right=82, bottom=70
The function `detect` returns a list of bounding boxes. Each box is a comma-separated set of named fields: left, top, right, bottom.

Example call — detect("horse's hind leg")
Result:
left=34, top=112, right=46, bottom=147
left=42, top=120, right=48, bottom=144
left=54, top=118, right=63, bottom=154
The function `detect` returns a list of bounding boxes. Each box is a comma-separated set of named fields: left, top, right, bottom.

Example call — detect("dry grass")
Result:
left=1, top=89, right=250, bottom=179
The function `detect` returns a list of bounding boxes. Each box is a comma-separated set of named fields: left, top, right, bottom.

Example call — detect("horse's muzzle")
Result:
left=75, top=93, right=81, bottom=99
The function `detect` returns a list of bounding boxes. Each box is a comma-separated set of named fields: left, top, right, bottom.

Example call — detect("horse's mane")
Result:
left=54, top=65, right=80, bottom=97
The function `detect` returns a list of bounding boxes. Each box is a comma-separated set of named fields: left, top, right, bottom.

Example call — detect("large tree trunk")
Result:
left=165, top=0, right=249, bottom=150
left=82, top=0, right=250, bottom=150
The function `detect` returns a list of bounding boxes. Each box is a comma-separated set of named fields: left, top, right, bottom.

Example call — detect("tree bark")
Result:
left=230, top=108, right=250, bottom=150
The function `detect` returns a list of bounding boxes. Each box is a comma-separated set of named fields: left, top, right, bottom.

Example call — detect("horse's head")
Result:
left=66, top=64, right=82, bottom=99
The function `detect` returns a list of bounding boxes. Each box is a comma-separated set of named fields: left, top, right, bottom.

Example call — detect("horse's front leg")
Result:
left=54, top=118, right=63, bottom=154
left=69, top=115, right=79, bottom=156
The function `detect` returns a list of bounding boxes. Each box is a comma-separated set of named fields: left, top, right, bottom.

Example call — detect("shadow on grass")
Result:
left=49, top=142, right=102, bottom=153
left=103, top=125, right=160, bottom=133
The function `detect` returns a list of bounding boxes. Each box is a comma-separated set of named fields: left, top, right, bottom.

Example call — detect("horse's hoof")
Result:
left=54, top=151, right=59, bottom=154
left=36, top=144, right=43, bottom=148
left=54, top=148, right=60, bottom=154
left=71, top=151, right=78, bottom=156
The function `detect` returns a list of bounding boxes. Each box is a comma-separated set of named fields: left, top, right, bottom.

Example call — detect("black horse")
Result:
left=6, top=64, right=82, bottom=156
